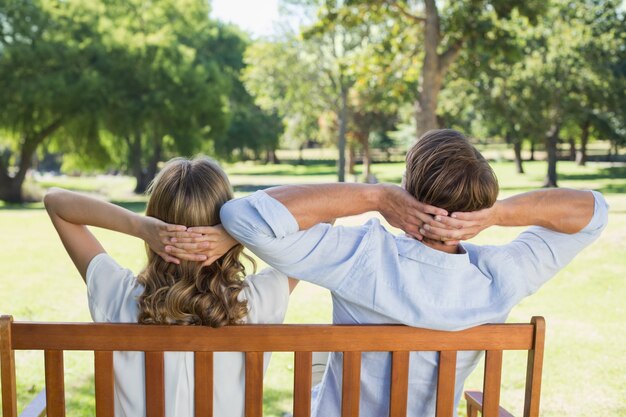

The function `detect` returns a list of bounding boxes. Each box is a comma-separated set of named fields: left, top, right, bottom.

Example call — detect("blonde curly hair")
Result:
left=137, top=157, right=251, bottom=327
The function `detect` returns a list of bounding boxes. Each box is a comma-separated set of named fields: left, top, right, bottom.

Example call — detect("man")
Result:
left=181, top=129, right=608, bottom=416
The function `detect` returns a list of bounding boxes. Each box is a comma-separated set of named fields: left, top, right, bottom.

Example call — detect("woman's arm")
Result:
left=44, top=188, right=203, bottom=281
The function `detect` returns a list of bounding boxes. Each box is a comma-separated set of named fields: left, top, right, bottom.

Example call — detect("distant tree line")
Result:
left=246, top=0, right=625, bottom=185
left=1, top=0, right=624, bottom=202
left=0, top=0, right=281, bottom=202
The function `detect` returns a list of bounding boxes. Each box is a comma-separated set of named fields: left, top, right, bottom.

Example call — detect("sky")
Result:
left=211, top=0, right=282, bottom=37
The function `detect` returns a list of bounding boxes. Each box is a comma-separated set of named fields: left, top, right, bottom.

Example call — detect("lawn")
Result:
left=1, top=159, right=624, bottom=416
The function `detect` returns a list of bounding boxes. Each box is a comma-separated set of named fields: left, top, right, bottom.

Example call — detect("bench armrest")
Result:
left=464, top=390, right=515, bottom=417
left=18, top=390, right=46, bottom=417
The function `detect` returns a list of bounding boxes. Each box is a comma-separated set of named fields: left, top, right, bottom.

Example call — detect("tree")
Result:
left=312, top=0, right=546, bottom=137
left=0, top=0, right=103, bottom=202
left=93, top=0, right=230, bottom=193
left=212, top=24, right=284, bottom=163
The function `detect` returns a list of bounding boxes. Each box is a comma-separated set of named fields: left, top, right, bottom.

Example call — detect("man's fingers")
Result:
left=414, top=202, right=448, bottom=217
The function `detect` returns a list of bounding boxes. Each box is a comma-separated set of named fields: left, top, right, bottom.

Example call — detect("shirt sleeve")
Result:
left=86, top=253, right=142, bottom=323
left=243, top=268, right=290, bottom=324
left=500, top=190, right=609, bottom=295
left=220, top=191, right=374, bottom=291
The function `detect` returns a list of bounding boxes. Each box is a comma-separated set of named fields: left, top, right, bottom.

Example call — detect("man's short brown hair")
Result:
left=404, top=129, right=499, bottom=213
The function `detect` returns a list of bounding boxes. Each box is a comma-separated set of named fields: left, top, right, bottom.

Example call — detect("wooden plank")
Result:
left=194, top=352, right=213, bottom=417
left=435, top=350, right=457, bottom=417
left=11, top=323, right=535, bottom=352
left=94, top=351, right=114, bottom=417
left=145, top=352, right=165, bottom=417
left=482, top=350, right=503, bottom=417
left=0, top=316, right=17, bottom=417
left=464, top=391, right=515, bottom=417
left=44, top=350, right=66, bottom=417
left=293, top=352, right=312, bottom=417
left=524, top=317, right=545, bottom=417
left=341, top=352, right=361, bottom=417
left=244, top=352, right=263, bottom=417
left=389, top=351, right=409, bottom=417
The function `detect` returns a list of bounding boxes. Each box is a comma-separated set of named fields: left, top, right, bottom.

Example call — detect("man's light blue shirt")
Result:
left=221, top=190, right=608, bottom=417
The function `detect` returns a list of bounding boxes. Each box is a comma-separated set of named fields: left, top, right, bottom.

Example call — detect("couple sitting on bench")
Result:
left=44, top=129, right=607, bottom=417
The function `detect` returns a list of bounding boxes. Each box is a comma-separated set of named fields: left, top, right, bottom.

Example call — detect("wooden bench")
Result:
left=0, top=315, right=545, bottom=417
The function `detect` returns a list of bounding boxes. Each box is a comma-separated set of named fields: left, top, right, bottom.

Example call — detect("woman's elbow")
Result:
left=43, top=187, right=65, bottom=212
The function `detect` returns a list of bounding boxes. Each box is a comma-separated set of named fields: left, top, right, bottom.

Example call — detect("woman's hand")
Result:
left=138, top=216, right=208, bottom=264
left=164, top=225, right=239, bottom=266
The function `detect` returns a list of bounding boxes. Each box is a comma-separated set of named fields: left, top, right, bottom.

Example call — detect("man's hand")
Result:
left=418, top=204, right=498, bottom=244
left=377, top=184, right=449, bottom=240
left=138, top=216, right=208, bottom=264
left=165, top=225, right=239, bottom=266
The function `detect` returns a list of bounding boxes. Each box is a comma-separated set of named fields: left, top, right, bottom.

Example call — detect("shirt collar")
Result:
left=395, top=234, right=470, bottom=269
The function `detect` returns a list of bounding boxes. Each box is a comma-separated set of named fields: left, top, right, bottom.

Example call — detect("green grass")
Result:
left=0, top=160, right=624, bottom=416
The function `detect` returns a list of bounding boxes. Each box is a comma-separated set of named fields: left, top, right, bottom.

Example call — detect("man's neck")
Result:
left=421, top=238, right=460, bottom=254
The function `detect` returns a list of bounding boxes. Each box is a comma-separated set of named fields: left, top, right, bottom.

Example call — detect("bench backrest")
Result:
left=0, top=315, right=544, bottom=417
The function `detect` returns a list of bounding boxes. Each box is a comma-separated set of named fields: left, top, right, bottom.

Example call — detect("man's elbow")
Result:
left=220, top=199, right=258, bottom=245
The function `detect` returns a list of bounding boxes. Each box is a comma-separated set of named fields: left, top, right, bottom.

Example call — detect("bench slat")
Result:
left=389, top=351, right=409, bottom=417
left=341, top=351, right=361, bottom=417
left=10, top=323, right=535, bottom=352
left=195, top=352, right=213, bottom=417
left=94, top=351, right=114, bottom=417
left=483, top=350, right=503, bottom=417
left=44, top=350, right=65, bottom=417
left=435, top=350, right=457, bottom=417
left=524, top=316, right=545, bottom=417
left=145, top=352, right=165, bottom=417
left=245, top=352, right=263, bottom=417
left=1, top=316, right=17, bottom=417
left=293, top=351, right=312, bottom=417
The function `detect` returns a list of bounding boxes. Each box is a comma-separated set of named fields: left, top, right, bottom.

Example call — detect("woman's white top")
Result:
left=86, top=253, right=290, bottom=417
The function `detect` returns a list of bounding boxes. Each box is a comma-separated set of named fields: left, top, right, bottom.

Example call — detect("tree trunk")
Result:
left=568, top=137, right=576, bottom=161
left=265, top=148, right=279, bottom=164
left=513, top=139, right=524, bottom=174
left=0, top=175, right=24, bottom=203
left=128, top=134, right=149, bottom=195
left=530, top=139, right=536, bottom=161
left=298, top=144, right=305, bottom=165
left=413, top=0, right=463, bottom=138
left=362, top=135, right=371, bottom=179
left=543, top=125, right=560, bottom=188
left=415, top=0, right=441, bottom=137
left=337, top=86, right=348, bottom=182
left=576, top=119, right=590, bottom=166
left=347, top=143, right=357, bottom=176
left=144, top=135, right=163, bottom=190
left=0, top=119, right=62, bottom=203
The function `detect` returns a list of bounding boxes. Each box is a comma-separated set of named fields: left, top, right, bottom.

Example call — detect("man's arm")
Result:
left=421, top=188, right=597, bottom=241
left=216, top=184, right=446, bottom=289
left=264, top=183, right=448, bottom=235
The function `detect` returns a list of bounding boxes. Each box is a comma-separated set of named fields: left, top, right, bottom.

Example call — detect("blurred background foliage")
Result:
left=0, top=0, right=624, bottom=203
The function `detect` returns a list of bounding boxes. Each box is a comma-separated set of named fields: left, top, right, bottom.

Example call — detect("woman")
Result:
left=44, top=157, right=297, bottom=417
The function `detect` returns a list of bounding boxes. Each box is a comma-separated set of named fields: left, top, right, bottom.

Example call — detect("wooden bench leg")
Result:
left=467, top=401, right=479, bottom=417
